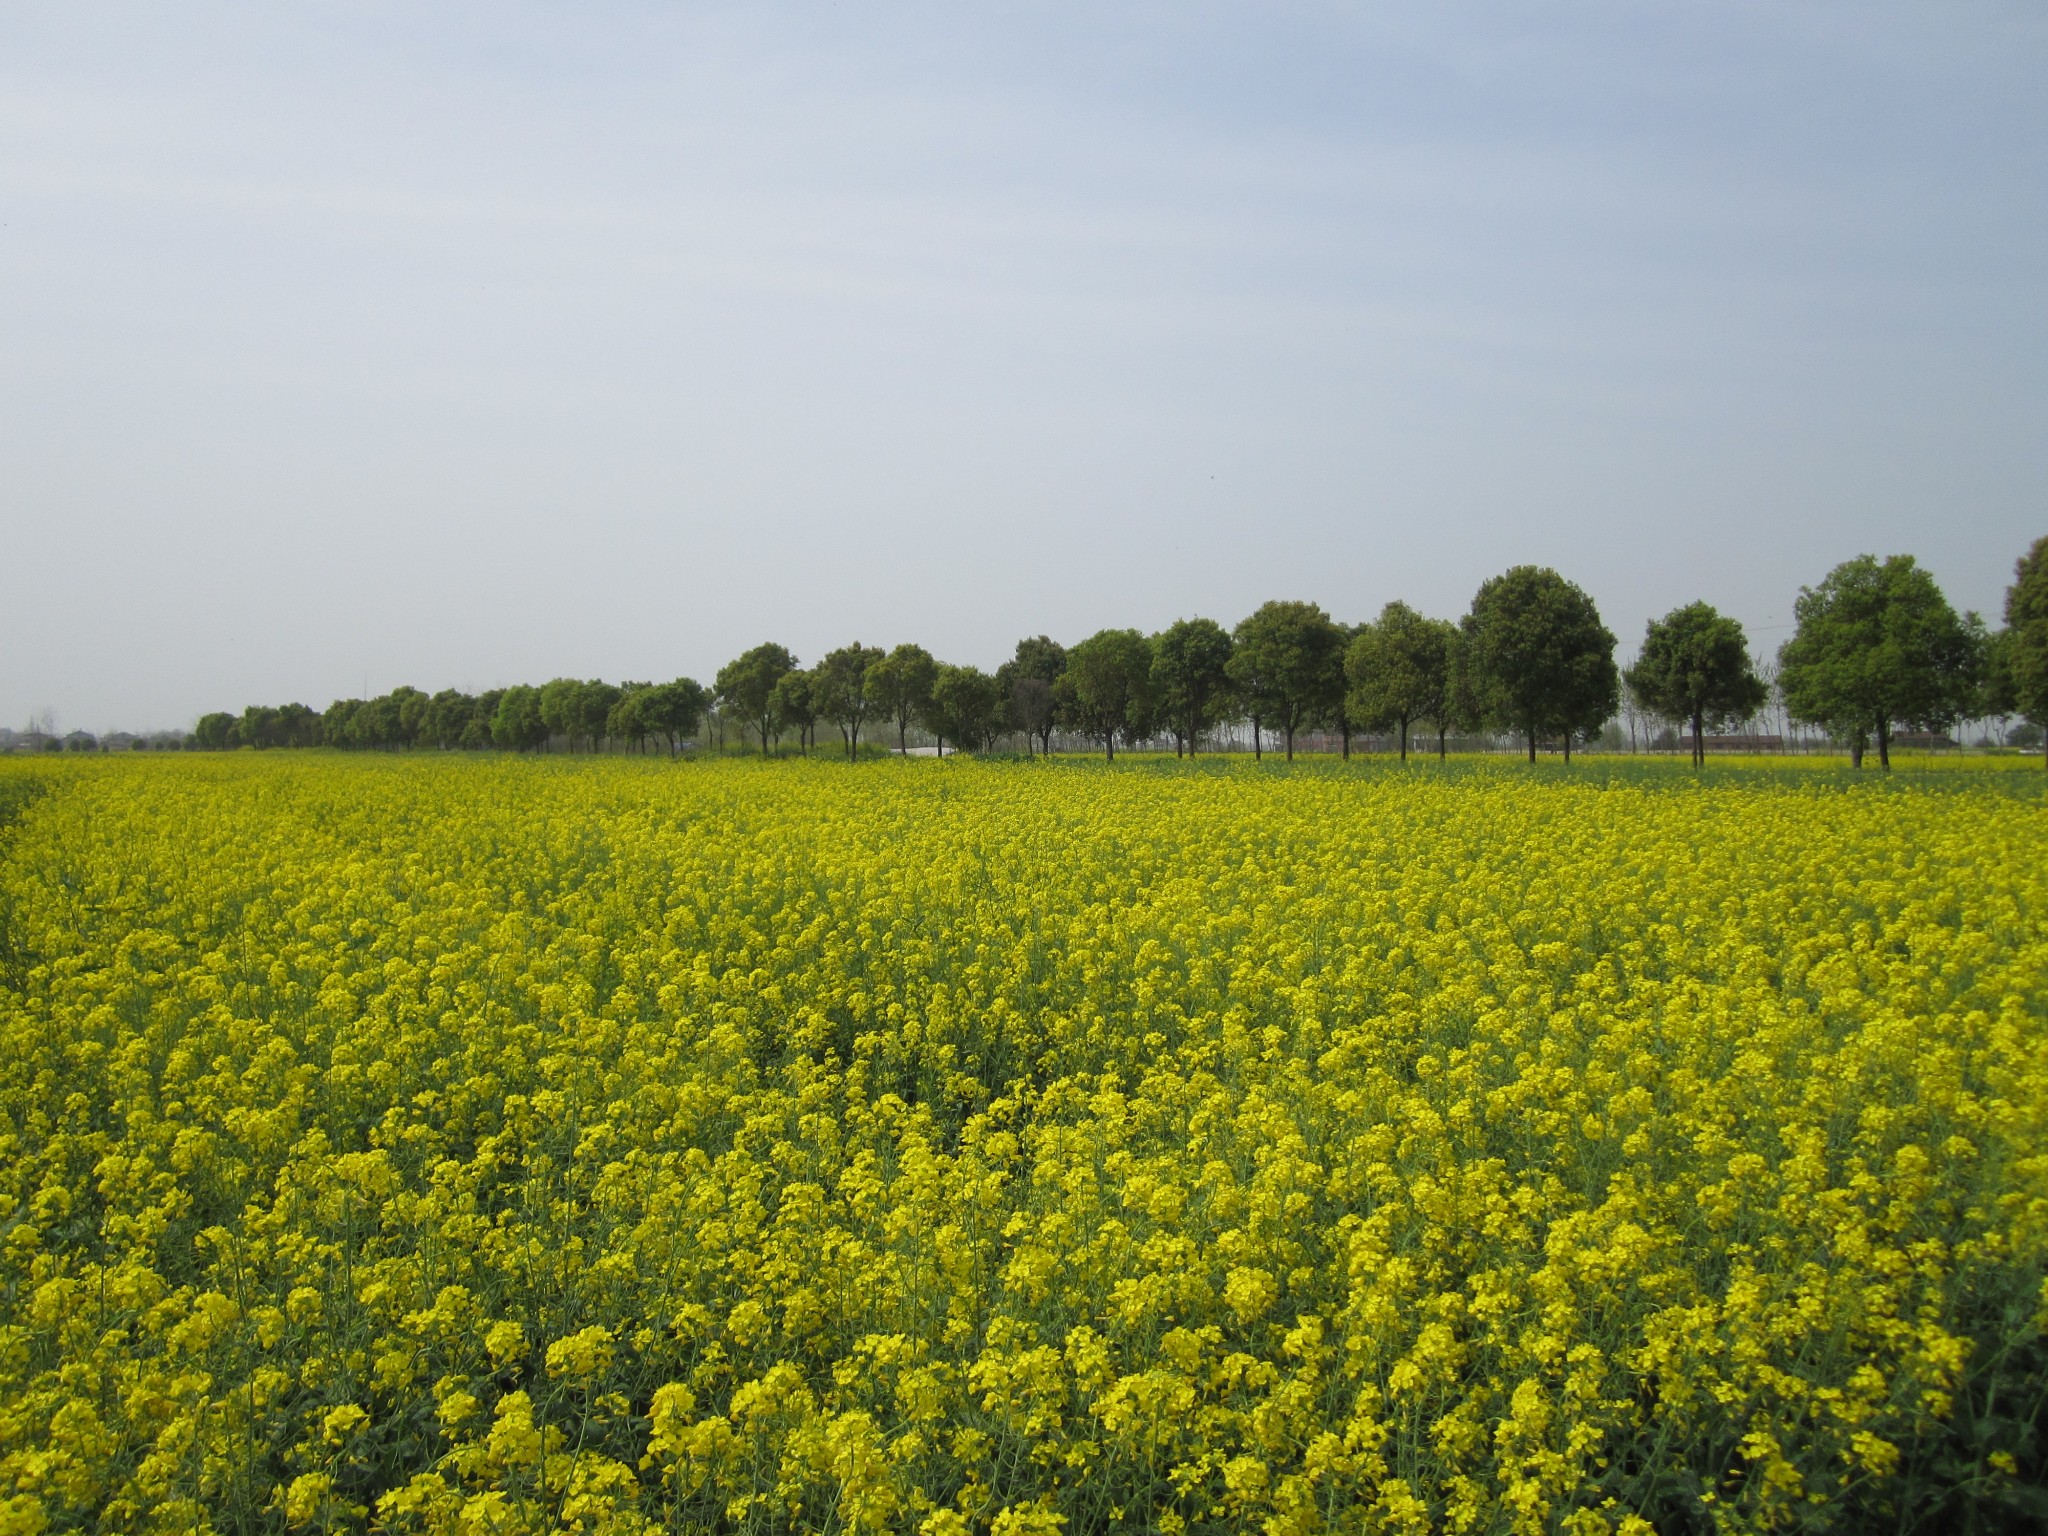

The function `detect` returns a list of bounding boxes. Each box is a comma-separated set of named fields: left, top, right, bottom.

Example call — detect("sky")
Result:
left=2, top=2, right=2044, bottom=733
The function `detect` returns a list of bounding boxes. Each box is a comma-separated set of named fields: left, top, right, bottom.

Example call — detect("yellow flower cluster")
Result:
left=0, top=754, right=2042, bottom=1534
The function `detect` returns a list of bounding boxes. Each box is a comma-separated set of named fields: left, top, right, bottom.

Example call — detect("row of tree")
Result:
left=195, top=543, right=2048, bottom=768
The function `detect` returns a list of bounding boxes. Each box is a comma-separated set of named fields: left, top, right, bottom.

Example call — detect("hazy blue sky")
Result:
left=3, top=2, right=2043, bottom=732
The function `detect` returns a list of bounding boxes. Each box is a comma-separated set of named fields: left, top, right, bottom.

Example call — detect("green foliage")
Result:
left=1779, top=554, right=1982, bottom=770
left=637, top=678, right=708, bottom=755
left=997, top=636, right=1068, bottom=756
left=865, top=643, right=940, bottom=755
left=1228, top=600, right=1344, bottom=760
left=1462, top=566, right=1619, bottom=762
left=769, top=668, right=819, bottom=755
left=716, top=643, right=799, bottom=754
left=491, top=686, right=549, bottom=752
left=1150, top=617, right=1234, bottom=756
left=926, top=663, right=1005, bottom=753
left=815, top=644, right=884, bottom=758
left=2003, top=537, right=2048, bottom=764
left=1624, top=603, right=1767, bottom=768
left=1056, top=629, right=1156, bottom=760
left=193, top=711, right=236, bottom=750
left=1346, top=602, right=1459, bottom=761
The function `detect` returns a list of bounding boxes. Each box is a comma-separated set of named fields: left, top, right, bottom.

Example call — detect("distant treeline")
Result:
left=178, top=545, right=2048, bottom=769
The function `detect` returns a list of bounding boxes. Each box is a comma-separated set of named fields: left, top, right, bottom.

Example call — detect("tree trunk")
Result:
left=1285, top=722, right=1294, bottom=761
left=1105, top=733, right=1114, bottom=762
left=1253, top=722, right=1262, bottom=761
left=1563, top=733, right=1571, bottom=765
left=1526, top=730, right=1537, bottom=764
left=1340, top=726, right=1350, bottom=761
left=1399, top=717, right=1408, bottom=763
left=1692, top=709, right=1705, bottom=769
left=1437, top=725, right=1447, bottom=761
left=1877, top=718, right=1891, bottom=771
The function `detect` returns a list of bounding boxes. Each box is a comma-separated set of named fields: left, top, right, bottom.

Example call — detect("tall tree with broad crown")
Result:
left=770, top=669, right=819, bottom=756
left=1347, top=602, right=1457, bottom=762
left=996, top=636, right=1067, bottom=756
left=716, top=643, right=797, bottom=755
left=1624, top=603, right=1768, bottom=768
left=1778, top=555, right=1981, bottom=770
left=1462, top=567, right=1619, bottom=764
left=2003, top=536, right=2048, bottom=768
left=1151, top=617, right=1234, bottom=758
left=815, top=644, right=883, bottom=759
left=1227, top=601, right=1344, bottom=761
left=864, top=644, right=939, bottom=754
left=577, top=681, right=622, bottom=753
left=490, top=686, right=547, bottom=751
left=641, top=678, right=708, bottom=756
left=538, top=678, right=583, bottom=751
left=927, top=664, right=1004, bottom=754
left=1055, top=629, right=1155, bottom=761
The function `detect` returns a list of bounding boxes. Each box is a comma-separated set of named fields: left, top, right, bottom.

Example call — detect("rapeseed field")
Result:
left=0, top=754, right=2042, bottom=1535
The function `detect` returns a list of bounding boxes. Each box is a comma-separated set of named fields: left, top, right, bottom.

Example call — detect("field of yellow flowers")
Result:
left=0, top=754, right=2043, bottom=1535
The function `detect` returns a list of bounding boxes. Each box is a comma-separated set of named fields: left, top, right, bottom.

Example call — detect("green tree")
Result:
left=995, top=636, right=1068, bottom=757
left=816, top=644, right=883, bottom=759
left=538, top=678, right=582, bottom=751
left=640, top=678, right=708, bottom=756
left=1346, top=602, right=1458, bottom=763
left=607, top=685, right=652, bottom=754
left=716, top=644, right=798, bottom=755
left=267, top=702, right=320, bottom=748
left=770, top=669, right=819, bottom=756
left=194, top=712, right=236, bottom=750
left=491, top=686, right=549, bottom=752
left=1151, top=618, right=1233, bottom=758
left=421, top=689, right=477, bottom=751
left=864, top=644, right=939, bottom=755
left=927, top=664, right=1004, bottom=754
left=321, top=699, right=361, bottom=749
left=1462, top=567, right=1619, bottom=764
left=351, top=693, right=407, bottom=750
left=1778, top=555, right=1981, bottom=770
left=237, top=705, right=280, bottom=749
left=463, top=691, right=503, bottom=750
left=1623, top=603, right=1768, bottom=768
left=1055, top=629, right=1155, bottom=761
left=578, top=681, right=623, bottom=753
left=391, top=687, right=430, bottom=748
left=2003, top=536, right=2048, bottom=768
left=1228, top=601, right=1344, bottom=761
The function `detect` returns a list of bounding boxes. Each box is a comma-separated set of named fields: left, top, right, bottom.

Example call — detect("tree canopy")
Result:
left=864, top=644, right=939, bottom=755
left=997, top=637, right=1068, bottom=757
left=927, top=664, right=1005, bottom=754
left=1778, top=555, right=1981, bottom=769
left=173, top=540, right=2038, bottom=766
left=1056, top=629, right=1155, bottom=761
left=1151, top=618, right=1234, bottom=757
left=2003, top=537, right=2048, bottom=766
left=815, top=644, right=883, bottom=759
left=1623, top=603, right=1767, bottom=768
left=1346, top=602, right=1458, bottom=762
left=716, top=643, right=798, bottom=755
left=1462, top=567, right=1618, bottom=763
left=1227, top=601, right=1343, bottom=761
